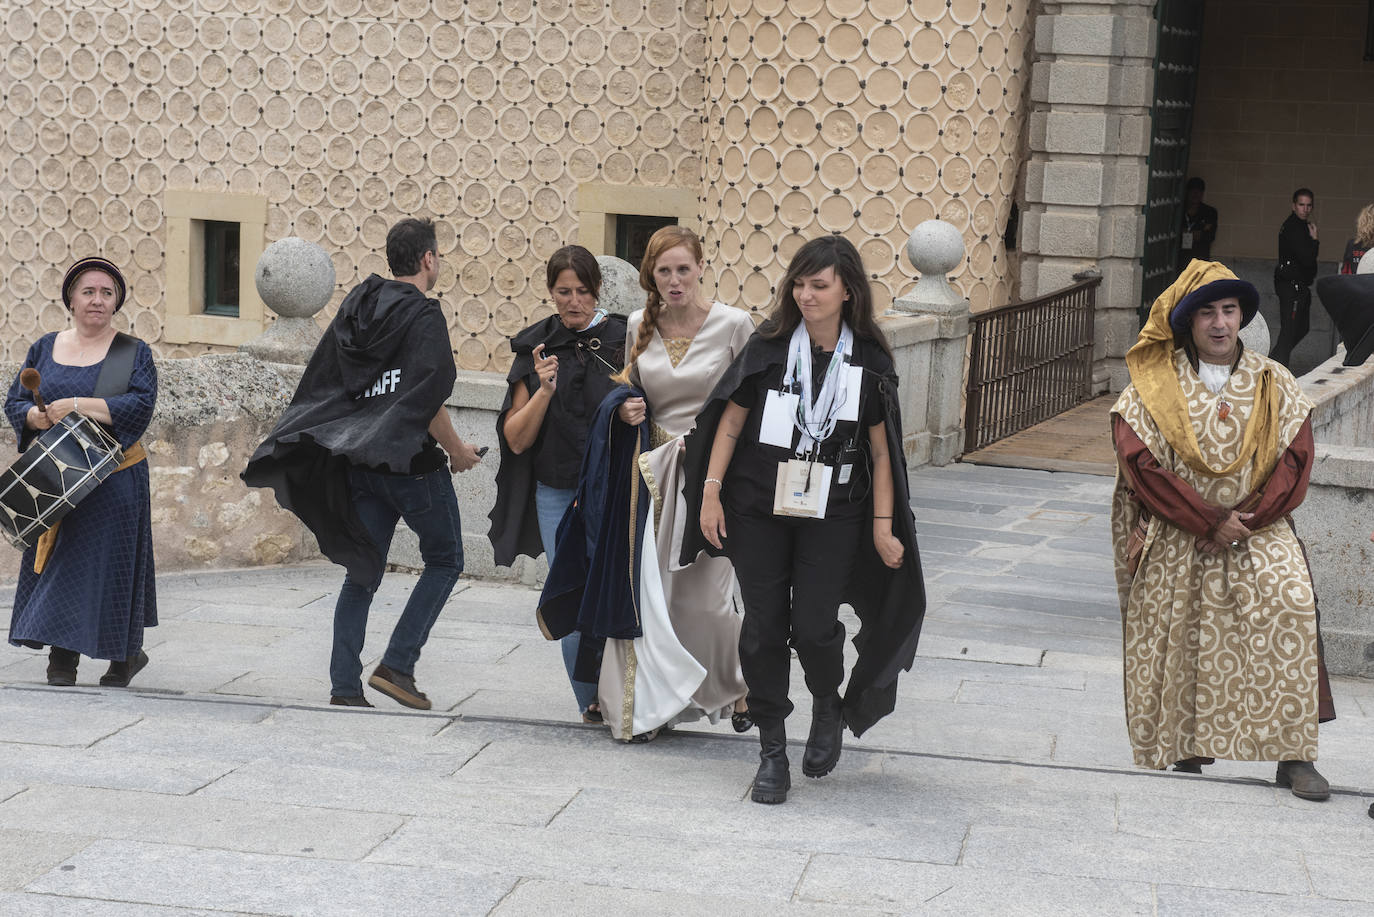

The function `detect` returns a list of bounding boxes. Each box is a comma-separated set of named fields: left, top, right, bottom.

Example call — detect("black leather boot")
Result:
left=46, top=646, right=79, bottom=686
left=99, top=650, right=149, bottom=688
left=802, top=692, right=844, bottom=778
left=751, top=721, right=790, bottom=804
left=1276, top=760, right=1330, bottom=801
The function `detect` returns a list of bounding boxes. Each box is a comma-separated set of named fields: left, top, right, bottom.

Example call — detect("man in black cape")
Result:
left=243, top=218, right=483, bottom=709
left=680, top=333, right=927, bottom=739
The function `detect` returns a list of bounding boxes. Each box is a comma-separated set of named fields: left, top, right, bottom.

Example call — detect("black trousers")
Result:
left=1270, top=279, right=1311, bottom=368
left=726, top=509, right=864, bottom=726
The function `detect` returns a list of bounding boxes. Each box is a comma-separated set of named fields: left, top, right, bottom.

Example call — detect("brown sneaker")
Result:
left=368, top=663, right=431, bottom=710
left=329, top=695, right=374, bottom=708
left=1275, top=760, right=1330, bottom=801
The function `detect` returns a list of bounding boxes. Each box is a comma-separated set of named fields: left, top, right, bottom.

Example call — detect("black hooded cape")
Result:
left=487, top=313, right=627, bottom=567
left=242, top=275, right=457, bottom=585
left=679, top=332, right=927, bottom=737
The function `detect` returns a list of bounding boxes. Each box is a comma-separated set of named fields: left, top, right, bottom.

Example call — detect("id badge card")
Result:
left=760, top=390, right=799, bottom=448
left=1182, top=232, right=1193, bottom=250
left=773, top=459, right=832, bottom=518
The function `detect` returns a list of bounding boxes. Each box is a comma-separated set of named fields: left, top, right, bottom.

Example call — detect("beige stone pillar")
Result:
left=1019, top=1, right=1158, bottom=391
left=698, top=0, right=1034, bottom=318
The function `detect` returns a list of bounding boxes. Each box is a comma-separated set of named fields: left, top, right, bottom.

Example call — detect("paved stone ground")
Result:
left=0, top=463, right=1370, bottom=916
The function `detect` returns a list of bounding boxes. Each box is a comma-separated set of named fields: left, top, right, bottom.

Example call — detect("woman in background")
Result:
left=1338, top=203, right=1374, bottom=275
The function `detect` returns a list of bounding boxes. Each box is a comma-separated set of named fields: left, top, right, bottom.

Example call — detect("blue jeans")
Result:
left=330, top=466, right=464, bottom=698
left=536, top=482, right=598, bottom=714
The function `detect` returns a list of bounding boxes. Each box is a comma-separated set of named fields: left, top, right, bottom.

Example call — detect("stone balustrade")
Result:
left=1293, top=351, right=1374, bottom=678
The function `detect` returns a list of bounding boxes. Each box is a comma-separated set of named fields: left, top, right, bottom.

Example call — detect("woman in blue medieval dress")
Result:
left=4, top=257, right=158, bottom=687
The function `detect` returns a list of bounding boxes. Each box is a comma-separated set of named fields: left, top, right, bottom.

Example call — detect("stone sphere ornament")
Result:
left=254, top=236, right=335, bottom=319
left=889, top=219, right=967, bottom=315
left=905, top=218, right=965, bottom=278
left=596, top=254, right=646, bottom=316
left=242, top=237, right=335, bottom=364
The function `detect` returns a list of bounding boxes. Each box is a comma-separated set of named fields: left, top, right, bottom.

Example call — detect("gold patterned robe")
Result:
left=1110, top=348, right=1320, bottom=769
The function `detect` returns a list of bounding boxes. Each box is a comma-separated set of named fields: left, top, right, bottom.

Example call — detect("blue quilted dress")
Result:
left=4, top=333, right=158, bottom=661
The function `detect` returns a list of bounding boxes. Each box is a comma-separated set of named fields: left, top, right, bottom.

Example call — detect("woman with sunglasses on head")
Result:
left=490, top=245, right=627, bottom=723
left=685, top=235, right=926, bottom=803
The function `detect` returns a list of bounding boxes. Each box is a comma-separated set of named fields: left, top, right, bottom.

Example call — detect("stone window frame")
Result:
left=164, top=189, right=268, bottom=346
left=574, top=183, right=698, bottom=256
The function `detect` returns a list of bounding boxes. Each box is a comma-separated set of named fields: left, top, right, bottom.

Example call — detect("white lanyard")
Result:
left=783, top=321, right=852, bottom=453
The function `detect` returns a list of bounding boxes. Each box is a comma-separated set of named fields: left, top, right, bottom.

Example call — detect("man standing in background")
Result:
left=1270, top=188, right=1320, bottom=368
left=1178, top=176, right=1218, bottom=266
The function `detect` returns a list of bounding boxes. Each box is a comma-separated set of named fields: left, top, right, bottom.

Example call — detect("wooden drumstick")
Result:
left=19, top=368, right=45, bottom=411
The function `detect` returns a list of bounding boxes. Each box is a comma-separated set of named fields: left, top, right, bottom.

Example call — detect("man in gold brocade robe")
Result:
left=1110, top=260, right=1335, bottom=801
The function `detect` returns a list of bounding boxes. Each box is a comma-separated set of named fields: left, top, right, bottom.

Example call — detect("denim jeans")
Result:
left=536, top=482, right=598, bottom=714
left=330, top=465, right=464, bottom=698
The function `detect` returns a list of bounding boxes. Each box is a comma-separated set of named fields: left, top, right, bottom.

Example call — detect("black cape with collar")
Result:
left=680, top=331, right=927, bottom=738
left=487, top=312, right=627, bottom=567
left=242, top=275, right=456, bottom=585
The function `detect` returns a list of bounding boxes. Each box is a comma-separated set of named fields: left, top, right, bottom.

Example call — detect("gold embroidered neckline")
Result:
left=662, top=337, right=692, bottom=368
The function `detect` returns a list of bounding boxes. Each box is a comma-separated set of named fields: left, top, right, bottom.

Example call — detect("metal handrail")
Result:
left=964, top=274, right=1101, bottom=454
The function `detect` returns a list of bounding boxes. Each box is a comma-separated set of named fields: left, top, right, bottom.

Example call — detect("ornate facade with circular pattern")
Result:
left=700, top=1, right=1031, bottom=318
left=1, top=0, right=1031, bottom=368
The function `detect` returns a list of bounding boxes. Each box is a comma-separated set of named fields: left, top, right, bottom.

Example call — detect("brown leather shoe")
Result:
left=1172, top=756, right=1215, bottom=774
left=368, top=663, right=431, bottom=710
left=1275, top=760, right=1330, bottom=801
left=330, top=695, right=374, bottom=708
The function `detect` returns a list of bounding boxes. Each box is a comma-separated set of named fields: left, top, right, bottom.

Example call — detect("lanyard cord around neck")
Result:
left=784, top=321, right=852, bottom=453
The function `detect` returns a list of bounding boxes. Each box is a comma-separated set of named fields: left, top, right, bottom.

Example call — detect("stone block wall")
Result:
left=1020, top=0, right=1159, bottom=393
left=1302, top=351, right=1374, bottom=448
left=1292, top=446, right=1374, bottom=679
left=1296, top=351, right=1374, bottom=677
left=2, top=0, right=1041, bottom=378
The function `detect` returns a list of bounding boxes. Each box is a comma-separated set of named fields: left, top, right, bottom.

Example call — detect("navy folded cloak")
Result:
left=537, top=386, right=650, bottom=677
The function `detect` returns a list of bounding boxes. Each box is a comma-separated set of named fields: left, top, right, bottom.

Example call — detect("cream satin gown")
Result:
left=599, top=301, right=755, bottom=740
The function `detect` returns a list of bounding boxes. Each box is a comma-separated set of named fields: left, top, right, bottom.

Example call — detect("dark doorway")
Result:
left=615, top=214, right=677, bottom=270
left=1139, top=0, right=1207, bottom=323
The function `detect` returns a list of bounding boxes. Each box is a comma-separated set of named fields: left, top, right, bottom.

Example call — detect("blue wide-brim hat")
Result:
left=1168, top=278, right=1259, bottom=333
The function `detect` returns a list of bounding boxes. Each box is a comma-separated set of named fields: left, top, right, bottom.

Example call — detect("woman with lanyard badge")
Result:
left=688, top=235, right=926, bottom=804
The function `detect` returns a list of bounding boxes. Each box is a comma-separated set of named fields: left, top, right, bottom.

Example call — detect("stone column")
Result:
left=1020, top=1, right=1157, bottom=391
left=884, top=221, right=971, bottom=467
